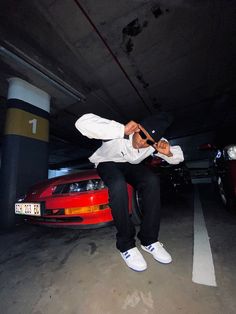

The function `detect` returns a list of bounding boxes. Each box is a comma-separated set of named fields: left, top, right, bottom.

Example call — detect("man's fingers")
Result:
left=157, top=141, right=165, bottom=149
left=158, top=140, right=168, bottom=149
left=128, top=123, right=138, bottom=133
left=130, top=123, right=139, bottom=132
left=156, top=140, right=171, bottom=156
left=124, top=121, right=139, bottom=135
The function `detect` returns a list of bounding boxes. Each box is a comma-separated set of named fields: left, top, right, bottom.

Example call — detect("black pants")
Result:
left=97, top=162, right=161, bottom=252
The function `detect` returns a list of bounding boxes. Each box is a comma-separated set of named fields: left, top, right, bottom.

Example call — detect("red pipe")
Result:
left=73, top=0, right=151, bottom=114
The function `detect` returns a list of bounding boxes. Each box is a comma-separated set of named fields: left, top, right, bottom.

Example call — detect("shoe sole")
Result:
left=129, top=267, right=147, bottom=272
left=141, top=245, right=172, bottom=264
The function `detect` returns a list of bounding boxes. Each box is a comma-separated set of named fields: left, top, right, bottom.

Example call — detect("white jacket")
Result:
left=75, top=113, right=184, bottom=167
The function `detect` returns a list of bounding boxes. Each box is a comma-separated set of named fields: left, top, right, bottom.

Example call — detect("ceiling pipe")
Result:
left=73, top=0, right=152, bottom=114
left=0, top=42, right=86, bottom=102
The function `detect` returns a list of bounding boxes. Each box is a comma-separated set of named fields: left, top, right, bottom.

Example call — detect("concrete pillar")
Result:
left=0, top=78, right=50, bottom=229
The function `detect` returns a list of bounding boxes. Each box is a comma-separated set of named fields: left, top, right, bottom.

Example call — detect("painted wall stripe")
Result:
left=7, top=98, right=50, bottom=119
left=192, top=186, right=217, bottom=286
left=4, top=108, right=49, bottom=142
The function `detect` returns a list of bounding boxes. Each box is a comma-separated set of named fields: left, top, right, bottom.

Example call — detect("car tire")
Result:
left=217, top=176, right=227, bottom=206
left=217, top=176, right=236, bottom=212
left=131, top=190, right=143, bottom=225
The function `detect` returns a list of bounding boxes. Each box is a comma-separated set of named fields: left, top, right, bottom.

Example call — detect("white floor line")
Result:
left=192, top=185, right=217, bottom=286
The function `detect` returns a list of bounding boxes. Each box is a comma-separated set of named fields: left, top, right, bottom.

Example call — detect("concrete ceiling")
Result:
left=0, top=0, right=236, bottom=168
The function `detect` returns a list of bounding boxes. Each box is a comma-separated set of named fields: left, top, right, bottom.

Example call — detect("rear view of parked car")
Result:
left=200, top=143, right=236, bottom=211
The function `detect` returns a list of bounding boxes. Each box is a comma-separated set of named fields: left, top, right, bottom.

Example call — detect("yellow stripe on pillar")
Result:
left=4, top=108, right=49, bottom=142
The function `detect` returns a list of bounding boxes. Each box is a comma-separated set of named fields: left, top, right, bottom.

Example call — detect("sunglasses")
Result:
left=139, top=129, right=156, bottom=146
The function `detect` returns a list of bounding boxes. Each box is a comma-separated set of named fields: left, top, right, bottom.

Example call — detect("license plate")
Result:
left=15, top=203, right=41, bottom=216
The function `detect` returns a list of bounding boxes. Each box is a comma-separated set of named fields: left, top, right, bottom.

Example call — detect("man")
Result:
left=75, top=113, right=184, bottom=271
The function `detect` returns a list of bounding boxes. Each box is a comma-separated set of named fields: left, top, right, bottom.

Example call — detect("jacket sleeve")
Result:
left=155, top=145, right=184, bottom=164
left=75, top=113, right=125, bottom=140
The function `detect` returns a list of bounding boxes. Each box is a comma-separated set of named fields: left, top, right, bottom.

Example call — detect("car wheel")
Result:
left=131, top=190, right=143, bottom=225
left=217, top=176, right=227, bottom=206
left=217, top=176, right=236, bottom=212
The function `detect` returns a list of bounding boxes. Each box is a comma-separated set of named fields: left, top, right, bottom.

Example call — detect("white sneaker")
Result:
left=141, top=241, right=172, bottom=264
left=120, top=247, right=147, bottom=271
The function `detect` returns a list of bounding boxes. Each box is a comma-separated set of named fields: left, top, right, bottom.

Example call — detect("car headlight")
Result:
left=225, top=145, right=236, bottom=160
left=53, top=179, right=106, bottom=194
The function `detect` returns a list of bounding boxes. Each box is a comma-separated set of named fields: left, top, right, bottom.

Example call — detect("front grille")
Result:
left=29, top=216, right=83, bottom=223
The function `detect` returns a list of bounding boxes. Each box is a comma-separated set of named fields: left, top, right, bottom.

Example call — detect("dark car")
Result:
left=145, top=155, right=191, bottom=194
left=200, top=143, right=236, bottom=211
left=130, top=156, right=192, bottom=223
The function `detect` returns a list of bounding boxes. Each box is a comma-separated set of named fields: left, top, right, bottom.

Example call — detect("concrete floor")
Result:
left=0, top=184, right=236, bottom=314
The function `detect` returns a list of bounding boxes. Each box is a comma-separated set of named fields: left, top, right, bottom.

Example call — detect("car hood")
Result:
left=29, top=169, right=99, bottom=191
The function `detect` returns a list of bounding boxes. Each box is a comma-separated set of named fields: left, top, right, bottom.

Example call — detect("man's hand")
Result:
left=155, top=140, right=173, bottom=157
left=124, top=121, right=139, bottom=135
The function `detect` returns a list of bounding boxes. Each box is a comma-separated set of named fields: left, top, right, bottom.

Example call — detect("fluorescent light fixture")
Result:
left=0, top=42, right=86, bottom=102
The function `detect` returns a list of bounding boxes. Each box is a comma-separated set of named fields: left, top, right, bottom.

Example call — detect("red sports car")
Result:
left=15, top=169, right=135, bottom=228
